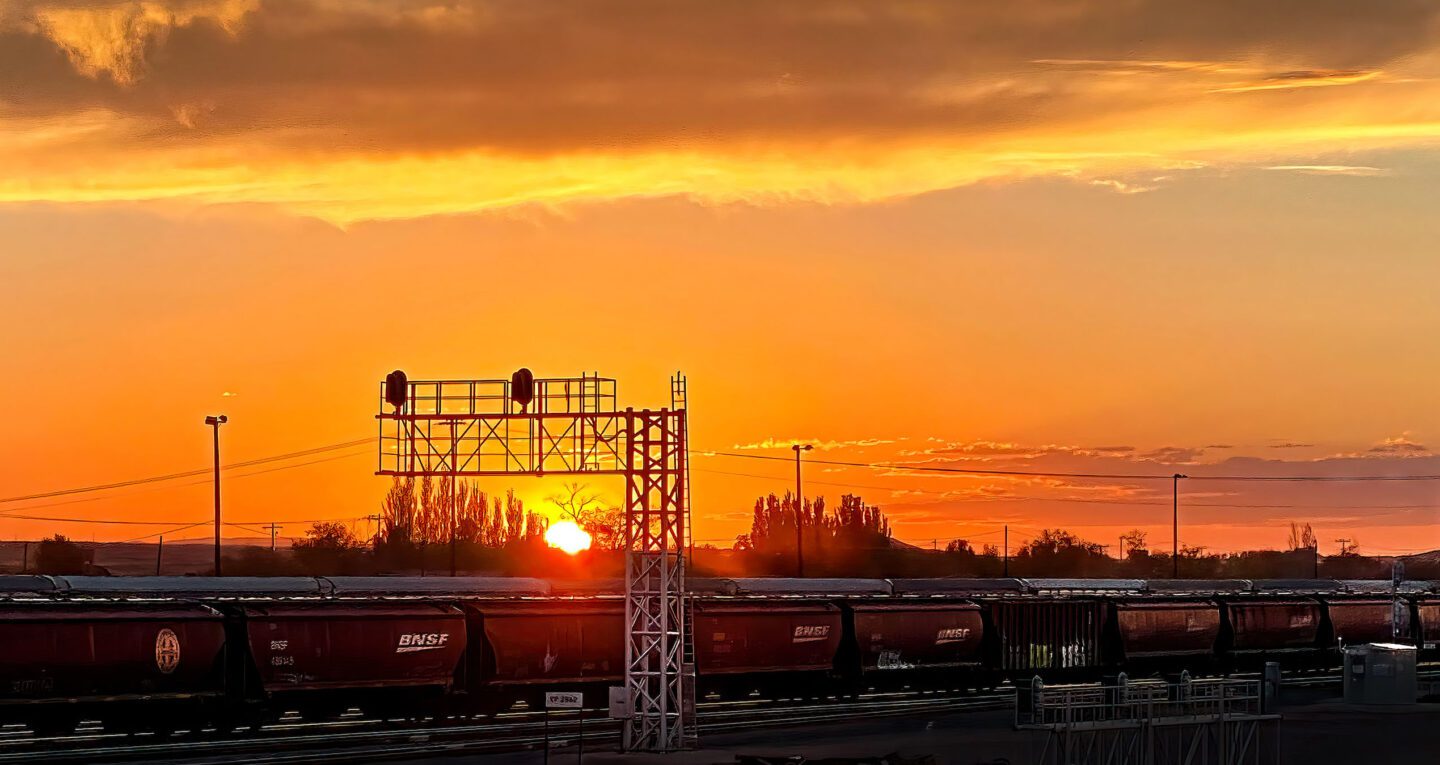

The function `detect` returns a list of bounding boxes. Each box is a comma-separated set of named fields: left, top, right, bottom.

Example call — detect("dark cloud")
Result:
left=1269, top=442, right=1315, bottom=449
left=1367, top=436, right=1430, bottom=455
left=2, top=0, right=1437, bottom=155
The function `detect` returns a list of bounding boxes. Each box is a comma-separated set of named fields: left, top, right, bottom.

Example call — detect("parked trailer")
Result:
left=0, top=602, right=226, bottom=734
left=234, top=602, right=466, bottom=721
left=838, top=601, right=985, bottom=689
left=692, top=600, right=842, bottom=698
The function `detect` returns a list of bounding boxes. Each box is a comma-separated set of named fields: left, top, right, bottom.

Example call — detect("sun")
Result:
left=544, top=520, right=593, bottom=554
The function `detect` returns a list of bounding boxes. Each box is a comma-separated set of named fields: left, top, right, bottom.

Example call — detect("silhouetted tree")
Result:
left=549, top=482, right=624, bottom=550
left=1014, top=529, right=1111, bottom=576
left=946, top=539, right=975, bottom=555
left=1286, top=522, right=1318, bottom=553
left=35, top=535, right=87, bottom=575
left=292, top=521, right=366, bottom=574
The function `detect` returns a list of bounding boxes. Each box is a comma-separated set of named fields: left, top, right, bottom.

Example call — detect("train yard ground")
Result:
left=407, top=686, right=1440, bottom=765
left=12, top=680, right=1429, bottom=765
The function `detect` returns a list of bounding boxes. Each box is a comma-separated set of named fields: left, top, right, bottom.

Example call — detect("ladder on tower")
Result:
left=670, top=373, right=699, bottom=748
left=670, top=374, right=694, bottom=559
left=680, top=590, right=699, bottom=749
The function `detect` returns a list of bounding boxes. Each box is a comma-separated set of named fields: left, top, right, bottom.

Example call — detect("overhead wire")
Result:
left=0, top=449, right=372, bottom=519
left=0, top=437, right=375, bottom=504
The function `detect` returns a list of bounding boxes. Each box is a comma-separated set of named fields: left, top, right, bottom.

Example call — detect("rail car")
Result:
left=0, top=575, right=1433, bottom=735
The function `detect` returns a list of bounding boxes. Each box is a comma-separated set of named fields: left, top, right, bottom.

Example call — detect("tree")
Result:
left=734, top=492, right=891, bottom=554
left=946, top=539, right=975, bottom=555
left=380, top=477, right=417, bottom=545
left=1120, top=529, right=1148, bottom=558
left=292, top=522, right=366, bottom=574
left=1287, top=522, right=1317, bottom=552
left=34, top=535, right=87, bottom=575
left=1014, top=529, right=1110, bottom=576
left=293, top=522, right=363, bottom=551
left=549, top=482, right=624, bottom=550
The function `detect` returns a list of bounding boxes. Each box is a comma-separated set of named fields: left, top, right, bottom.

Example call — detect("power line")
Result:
left=0, top=437, right=374, bottom=505
left=700, top=451, right=1440, bottom=482
left=0, top=449, right=371, bottom=519
left=694, top=467, right=1434, bottom=511
left=120, top=521, right=209, bottom=544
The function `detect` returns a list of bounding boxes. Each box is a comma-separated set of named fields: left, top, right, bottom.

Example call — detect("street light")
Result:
left=205, top=415, right=228, bottom=576
left=1172, top=472, right=1188, bottom=578
left=792, top=443, right=813, bottom=577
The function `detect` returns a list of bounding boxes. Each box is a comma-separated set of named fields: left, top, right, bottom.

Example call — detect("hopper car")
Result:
left=0, top=575, right=1432, bottom=734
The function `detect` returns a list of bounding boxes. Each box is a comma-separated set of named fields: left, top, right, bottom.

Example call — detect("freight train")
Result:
left=0, top=575, right=1435, bottom=736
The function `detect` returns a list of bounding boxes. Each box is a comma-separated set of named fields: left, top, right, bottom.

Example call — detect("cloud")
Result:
left=1264, top=165, right=1391, bottom=176
left=2, top=1, right=1440, bottom=220
left=733, top=437, right=897, bottom=451
left=1211, top=69, right=1382, bottom=93
left=1366, top=434, right=1431, bottom=457
left=1268, top=442, right=1315, bottom=449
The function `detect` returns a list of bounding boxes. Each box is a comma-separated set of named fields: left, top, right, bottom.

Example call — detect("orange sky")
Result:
left=1, top=1, right=1438, bottom=555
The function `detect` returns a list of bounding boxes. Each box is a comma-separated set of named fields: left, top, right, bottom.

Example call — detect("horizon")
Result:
left=3, top=1, right=1439, bottom=557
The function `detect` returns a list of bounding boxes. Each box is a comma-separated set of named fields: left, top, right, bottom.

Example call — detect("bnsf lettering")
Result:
left=792, top=625, right=831, bottom=643
left=936, top=627, right=972, bottom=644
left=396, top=633, right=451, bottom=653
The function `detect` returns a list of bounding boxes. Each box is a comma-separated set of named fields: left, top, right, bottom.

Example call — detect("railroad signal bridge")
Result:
left=376, top=370, right=694, bottom=752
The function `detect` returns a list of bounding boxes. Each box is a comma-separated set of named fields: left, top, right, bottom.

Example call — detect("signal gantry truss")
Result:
left=376, top=371, right=694, bottom=752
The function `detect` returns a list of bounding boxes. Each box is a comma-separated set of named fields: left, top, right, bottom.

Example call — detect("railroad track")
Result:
left=0, top=690, right=1013, bottom=764
left=4, top=668, right=1432, bottom=764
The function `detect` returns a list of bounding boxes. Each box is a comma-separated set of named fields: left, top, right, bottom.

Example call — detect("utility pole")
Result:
left=205, top=415, right=228, bottom=576
left=264, top=523, right=282, bottom=552
left=450, top=478, right=458, bottom=577
left=1172, top=473, right=1187, bottom=578
left=1003, top=525, right=1010, bottom=576
left=156, top=536, right=163, bottom=576
left=792, top=443, right=812, bottom=577
left=20, top=541, right=27, bottom=574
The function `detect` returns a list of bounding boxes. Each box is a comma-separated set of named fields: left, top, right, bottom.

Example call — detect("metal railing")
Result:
left=1017, top=675, right=1270, bottom=729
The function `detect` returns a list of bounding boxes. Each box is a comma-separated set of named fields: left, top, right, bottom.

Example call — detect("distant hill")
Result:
left=0, top=539, right=281, bottom=576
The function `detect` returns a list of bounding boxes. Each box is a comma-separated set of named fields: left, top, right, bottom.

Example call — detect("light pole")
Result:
left=792, top=443, right=812, bottom=577
left=205, top=415, right=228, bottom=576
left=1172, top=472, right=1187, bottom=578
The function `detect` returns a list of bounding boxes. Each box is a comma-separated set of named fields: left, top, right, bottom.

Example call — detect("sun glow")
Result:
left=544, top=520, right=593, bottom=555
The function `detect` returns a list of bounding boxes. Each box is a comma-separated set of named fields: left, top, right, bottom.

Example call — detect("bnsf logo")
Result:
left=936, top=627, right=972, bottom=645
left=396, top=633, right=450, bottom=653
left=792, top=625, right=831, bottom=643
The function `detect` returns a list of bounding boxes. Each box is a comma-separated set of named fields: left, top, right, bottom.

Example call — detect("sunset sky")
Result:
left=2, top=1, right=1438, bottom=556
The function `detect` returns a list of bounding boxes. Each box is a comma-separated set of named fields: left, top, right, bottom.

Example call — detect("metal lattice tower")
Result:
left=375, top=370, right=695, bottom=751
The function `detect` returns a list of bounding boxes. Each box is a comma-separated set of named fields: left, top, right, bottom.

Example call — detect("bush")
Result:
left=34, top=535, right=89, bottom=575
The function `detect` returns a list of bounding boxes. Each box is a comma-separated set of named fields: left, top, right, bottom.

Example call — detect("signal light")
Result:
left=511, top=368, right=535, bottom=409
left=384, top=369, right=408, bottom=411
